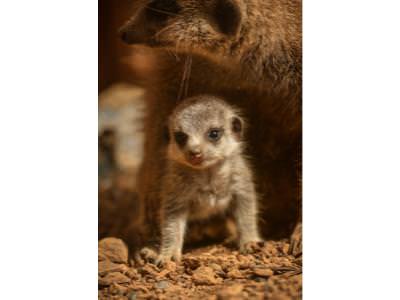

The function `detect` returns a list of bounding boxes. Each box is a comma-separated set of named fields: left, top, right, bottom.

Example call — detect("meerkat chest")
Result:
left=188, top=170, right=233, bottom=220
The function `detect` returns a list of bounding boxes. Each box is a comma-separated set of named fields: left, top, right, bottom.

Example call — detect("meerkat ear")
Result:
left=211, top=0, right=242, bottom=36
left=232, top=116, right=243, bottom=139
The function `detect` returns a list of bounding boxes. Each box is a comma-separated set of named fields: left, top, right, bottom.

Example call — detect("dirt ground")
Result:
left=98, top=237, right=302, bottom=300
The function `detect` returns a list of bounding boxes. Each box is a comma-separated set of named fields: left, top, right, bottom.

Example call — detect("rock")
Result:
left=183, top=256, right=201, bottom=270
left=99, top=238, right=129, bottom=264
left=127, top=291, right=137, bottom=300
left=125, top=268, right=139, bottom=279
left=155, top=280, right=169, bottom=290
left=227, top=268, right=244, bottom=279
left=209, top=263, right=223, bottom=273
left=98, top=260, right=128, bottom=276
left=99, top=272, right=131, bottom=286
left=192, top=266, right=221, bottom=285
left=253, top=268, right=274, bottom=278
left=282, top=243, right=290, bottom=255
left=109, top=282, right=128, bottom=295
left=217, top=284, right=244, bottom=299
left=98, top=251, right=107, bottom=261
left=139, top=263, right=160, bottom=277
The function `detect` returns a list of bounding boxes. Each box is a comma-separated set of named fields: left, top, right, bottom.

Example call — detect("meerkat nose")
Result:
left=189, top=150, right=202, bottom=158
left=188, top=150, right=203, bottom=165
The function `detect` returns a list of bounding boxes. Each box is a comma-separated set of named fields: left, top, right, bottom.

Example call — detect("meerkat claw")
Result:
left=240, top=240, right=264, bottom=254
left=136, top=247, right=158, bottom=264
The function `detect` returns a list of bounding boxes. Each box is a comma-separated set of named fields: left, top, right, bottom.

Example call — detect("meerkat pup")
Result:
left=157, top=95, right=261, bottom=265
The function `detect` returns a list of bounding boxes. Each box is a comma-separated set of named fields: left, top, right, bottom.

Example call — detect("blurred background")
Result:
left=99, top=0, right=146, bottom=245
left=99, top=0, right=137, bottom=92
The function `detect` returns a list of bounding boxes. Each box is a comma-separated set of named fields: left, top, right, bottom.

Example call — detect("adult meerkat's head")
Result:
left=119, top=0, right=244, bottom=59
left=167, top=95, right=244, bottom=170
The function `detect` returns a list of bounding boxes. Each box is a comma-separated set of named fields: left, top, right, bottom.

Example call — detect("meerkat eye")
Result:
left=174, top=131, right=188, bottom=147
left=207, top=128, right=223, bottom=141
left=211, top=0, right=242, bottom=36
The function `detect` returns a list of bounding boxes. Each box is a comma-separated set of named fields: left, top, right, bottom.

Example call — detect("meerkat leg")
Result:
left=234, top=192, right=262, bottom=254
left=156, top=213, right=187, bottom=266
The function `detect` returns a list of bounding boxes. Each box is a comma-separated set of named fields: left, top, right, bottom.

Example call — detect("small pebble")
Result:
left=155, top=280, right=169, bottom=290
left=128, top=291, right=136, bottom=300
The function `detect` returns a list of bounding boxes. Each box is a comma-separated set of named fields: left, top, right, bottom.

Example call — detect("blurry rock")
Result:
left=155, top=280, right=169, bottom=290
left=226, top=268, right=244, bottom=279
left=209, top=263, right=223, bottom=273
left=109, top=282, right=129, bottom=295
left=183, top=256, right=201, bottom=271
left=139, top=263, right=160, bottom=277
left=125, top=268, right=139, bottom=280
left=217, top=284, right=243, bottom=299
left=98, top=237, right=129, bottom=264
left=98, top=260, right=128, bottom=276
left=127, top=291, right=137, bottom=300
left=192, top=266, right=221, bottom=285
left=157, top=262, right=176, bottom=279
left=253, top=268, right=274, bottom=278
left=99, top=272, right=131, bottom=286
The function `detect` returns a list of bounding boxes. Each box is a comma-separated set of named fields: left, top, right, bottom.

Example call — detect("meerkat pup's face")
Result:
left=167, top=96, right=244, bottom=169
left=120, top=0, right=244, bottom=59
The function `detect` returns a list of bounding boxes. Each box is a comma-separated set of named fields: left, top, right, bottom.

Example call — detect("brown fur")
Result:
left=120, top=0, right=302, bottom=246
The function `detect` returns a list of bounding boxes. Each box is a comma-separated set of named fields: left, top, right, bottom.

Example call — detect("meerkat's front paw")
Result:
left=155, top=252, right=181, bottom=267
left=134, top=247, right=158, bottom=265
left=239, top=239, right=264, bottom=254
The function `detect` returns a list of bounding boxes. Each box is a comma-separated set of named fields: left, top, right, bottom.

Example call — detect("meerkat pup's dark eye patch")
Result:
left=212, top=0, right=241, bottom=36
left=174, top=131, right=188, bottom=147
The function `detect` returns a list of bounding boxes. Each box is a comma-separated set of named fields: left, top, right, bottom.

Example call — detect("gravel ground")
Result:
left=98, top=238, right=302, bottom=299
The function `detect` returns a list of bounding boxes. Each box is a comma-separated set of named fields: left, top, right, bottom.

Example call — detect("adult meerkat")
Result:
left=158, top=95, right=261, bottom=264
left=120, top=0, right=301, bottom=111
left=120, top=0, right=302, bottom=253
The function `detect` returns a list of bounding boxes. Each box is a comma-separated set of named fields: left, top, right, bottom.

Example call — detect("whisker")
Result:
left=183, top=53, right=192, bottom=98
left=178, top=51, right=192, bottom=101
left=153, top=23, right=176, bottom=40
left=144, top=5, right=179, bottom=17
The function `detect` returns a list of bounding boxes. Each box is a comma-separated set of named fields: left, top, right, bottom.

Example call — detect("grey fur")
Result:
left=157, top=95, right=261, bottom=264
